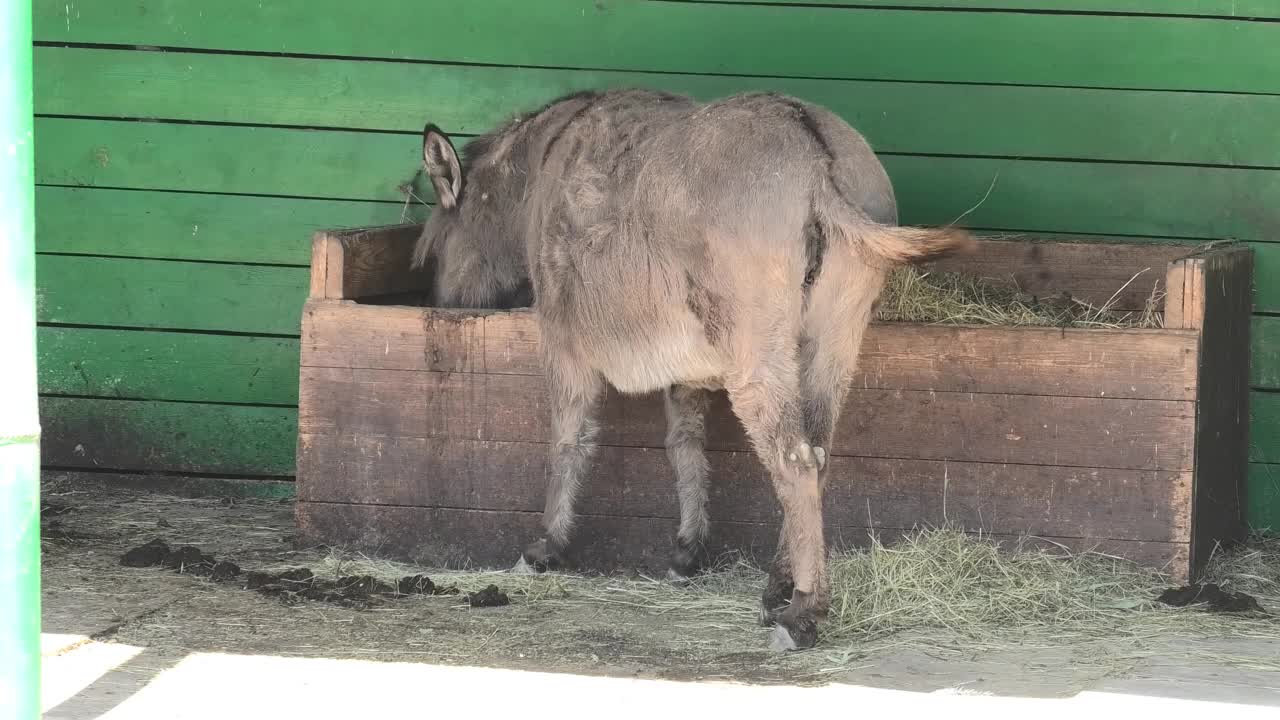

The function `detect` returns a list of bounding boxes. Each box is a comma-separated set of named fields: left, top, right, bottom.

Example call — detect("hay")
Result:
left=875, top=266, right=1164, bottom=328
left=313, top=528, right=1280, bottom=673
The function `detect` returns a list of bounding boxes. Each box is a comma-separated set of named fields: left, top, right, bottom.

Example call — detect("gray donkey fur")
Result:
left=411, top=88, right=973, bottom=650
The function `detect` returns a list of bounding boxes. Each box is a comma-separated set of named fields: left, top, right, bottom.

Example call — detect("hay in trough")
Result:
left=875, top=266, right=1164, bottom=328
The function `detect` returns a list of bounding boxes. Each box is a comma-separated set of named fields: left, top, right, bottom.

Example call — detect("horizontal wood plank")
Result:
left=37, top=118, right=1280, bottom=242
left=297, top=433, right=1193, bottom=542
left=40, top=397, right=297, bottom=476
left=36, top=255, right=308, bottom=335
left=315, top=225, right=428, bottom=300
left=297, top=366, right=1196, bottom=471
left=35, top=186, right=422, bottom=265
left=294, top=502, right=1192, bottom=579
left=34, top=0, right=1280, bottom=93
left=302, top=301, right=1200, bottom=400
left=46, top=470, right=297, bottom=500
left=38, top=327, right=300, bottom=405
left=694, top=0, right=1280, bottom=16
left=35, top=46, right=1280, bottom=168
left=927, top=238, right=1189, bottom=311
left=34, top=117, right=428, bottom=205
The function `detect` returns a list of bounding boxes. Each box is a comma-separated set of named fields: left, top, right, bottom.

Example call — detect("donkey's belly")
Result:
left=589, top=322, right=725, bottom=394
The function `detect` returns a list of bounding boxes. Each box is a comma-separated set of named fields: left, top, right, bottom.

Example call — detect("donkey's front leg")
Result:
left=663, top=384, right=713, bottom=582
left=515, top=359, right=604, bottom=573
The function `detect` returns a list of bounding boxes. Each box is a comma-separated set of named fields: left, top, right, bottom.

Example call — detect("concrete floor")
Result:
left=38, top=473, right=1280, bottom=718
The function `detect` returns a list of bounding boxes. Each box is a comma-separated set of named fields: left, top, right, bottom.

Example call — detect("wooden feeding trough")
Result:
left=295, top=225, right=1252, bottom=582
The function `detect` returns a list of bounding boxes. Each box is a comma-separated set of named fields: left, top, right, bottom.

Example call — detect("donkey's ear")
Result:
left=422, top=123, right=462, bottom=209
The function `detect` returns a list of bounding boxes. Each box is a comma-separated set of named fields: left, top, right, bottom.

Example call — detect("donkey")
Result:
left=411, top=89, right=973, bottom=650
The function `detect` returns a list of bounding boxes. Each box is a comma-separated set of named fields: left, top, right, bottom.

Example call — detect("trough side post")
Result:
left=0, top=0, right=42, bottom=717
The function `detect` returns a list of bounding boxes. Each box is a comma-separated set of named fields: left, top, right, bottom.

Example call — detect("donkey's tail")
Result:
left=814, top=182, right=977, bottom=264
left=858, top=224, right=977, bottom=264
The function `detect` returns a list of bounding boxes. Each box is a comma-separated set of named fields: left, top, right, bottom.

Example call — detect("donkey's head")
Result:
left=411, top=123, right=533, bottom=309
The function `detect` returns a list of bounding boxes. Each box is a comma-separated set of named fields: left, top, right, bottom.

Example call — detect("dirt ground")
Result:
left=38, top=472, right=1280, bottom=717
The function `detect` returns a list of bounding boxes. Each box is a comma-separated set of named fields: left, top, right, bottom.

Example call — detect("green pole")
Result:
left=0, top=0, right=41, bottom=716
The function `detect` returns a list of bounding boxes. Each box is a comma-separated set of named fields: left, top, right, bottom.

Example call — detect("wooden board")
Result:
left=294, top=502, right=1193, bottom=580
left=38, top=327, right=300, bottom=405
left=34, top=1, right=1280, bottom=93
left=35, top=186, right=421, bottom=265
left=35, top=46, right=1280, bottom=168
left=40, top=397, right=297, bottom=476
left=34, top=117, right=428, bottom=205
left=297, top=433, right=1193, bottom=542
left=1186, top=245, right=1253, bottom=566
left=36, top=255, right=308, bottom=335
left=311, top=225, right=428, bottom=300
left=927, top=238, right=1189, bottom=312
left=690, top=1, right=1280, bottom=16
left=297, top=366, right=1196, bottom=471
left=301, top=300, right=1200, bottom=400
left=35, top=117, right=1280, bottom=242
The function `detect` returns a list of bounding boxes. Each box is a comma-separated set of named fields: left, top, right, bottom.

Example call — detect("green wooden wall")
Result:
left=31, top=0, right=1280, bottom=528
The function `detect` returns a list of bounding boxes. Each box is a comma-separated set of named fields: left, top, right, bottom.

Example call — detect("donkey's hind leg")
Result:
left=725, top=367, right=828, bottom=651
left=515, top=352, right=604, bottom=573
left=664, top=384, right=713, bottom=582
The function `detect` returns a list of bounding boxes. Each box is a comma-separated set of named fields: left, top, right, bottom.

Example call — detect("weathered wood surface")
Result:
left=36, top=116, right=1280, bottom=242
left=1188, top=245, right=1254, bottom=566
left=41, top=397, right=297, bottom=476
left=310, top=225, right=427, bottom=300
left=36, top=44, right=1280, bottom=168
left=35, top=1, right=1280, bottom=94
left=926, top=239, right=1189, bottom=312
left=301, top=300, right=1200, bottom=400
left=298, top=434, right=1193, bottom=542
left=298, top=365, right=1195, bottom=471
left=295, top=501, right=1194, bottom=581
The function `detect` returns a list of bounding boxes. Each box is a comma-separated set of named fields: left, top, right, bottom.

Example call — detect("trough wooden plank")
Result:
left=294, top=502, right=1193, bottom=580
left=297, top=366, right=1196, bottom=471
left=926, top=238, right=1189, bottom=312
left=36, top=118, right=1280, bottom=242
left=310, top=225, right=429, bottom=300
left=297, top=433, right=1193, bottom=542
left=301, top=301, right=1199, bottom=400
left=34, top=186, right=419, bottom=265
left=38, top=327, right=300, bottom=405
left=1189, top=245, right=1254, bottom=566
left=40, top=397, right=297, bottom=476
left=35, top=46, right=1280, bottom=168
left=36, top=255, right=308, bottom=335
left=34, top=0, right=1280, bottom=93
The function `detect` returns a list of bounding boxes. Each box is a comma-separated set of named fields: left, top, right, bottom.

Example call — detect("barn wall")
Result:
left=30, top=0, right=1280, bottom=527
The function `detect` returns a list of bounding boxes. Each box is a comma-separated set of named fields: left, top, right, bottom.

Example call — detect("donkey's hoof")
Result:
left=520, top=538, right=564, bottom=572
left=768, top=624, right=800, bottom=652
left=759, top=575, right=795, bottom=626
left=667, top=537, right=709, bottom=583
left=770, top=609, right=819, bottom=652
left=510, top=556, right=538, bottom=575
left=814, top=446, right=827, bottom=471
